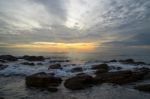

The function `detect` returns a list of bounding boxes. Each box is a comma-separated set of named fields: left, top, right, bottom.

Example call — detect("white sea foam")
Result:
left=0, top=59, right=149, bottom=77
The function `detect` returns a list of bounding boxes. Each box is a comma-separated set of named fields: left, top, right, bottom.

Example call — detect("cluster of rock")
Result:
left=49, top=59, right=70, bottom=63
left=25, top=62, right=150, bottom=93
left=21, top=55, right=45, bottom=61
left=109, top=59, right=146, bottom=65
left=0, top=55, right=18, bottom=62
left=0, top=55, right=46, bottom=62
left=120, top=59, right=146, bottom=65
left=0, top=55, right=150, bottom=93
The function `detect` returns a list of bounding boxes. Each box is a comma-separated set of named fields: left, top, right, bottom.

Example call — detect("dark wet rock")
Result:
left=119, top=59, right=134, bottom=64
left=0, top=59, right=6, bottom=63
left=49, top=59, right=70, bottom=63
left=134, top=84, right=150, bottom=92
left=92, top=64, right=109, bottom=71
left=0, top=55, right=17, bottom=62
left=94, top=70, right=132, bottom=84
left=144, top=72, right=150, bottom=80
left=0, top=97, right=4, bottom=99
left=135, top=67, right=150, bottom=80
left=71, top=67, right=83, bottom=72
left=21, top=62, right=35, bottom=66
left=135, top=61, right=146, bottom=65
left=94, top=68, right=149, bottom=85
left=119, top=59, right=146, bottom=65
left=0, top=64, right=8, bottom=70
left=47, top=87, right=58, bottom=92
left=26, top=72, right=62, bottom=88
left=22, top=55, right=45, bottom=61
left=109, top=60, right=117, bottom=62
left=95, top=69, right=109, bottom=75
left=48, top=64, right=62, bottom=69
left=134, top=67, right=150, bottom=77
left=64, top=74, right=94, bottom=90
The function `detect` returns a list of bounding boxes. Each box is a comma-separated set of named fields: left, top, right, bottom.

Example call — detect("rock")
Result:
left=135, top=61, right=146, bottom=65
left=26, top=72, right=62, bottom=88
left=47, top=87, right=58, bottom=92
left=94, top=70, right=132, bottom=84
left=144, top=72, right=150, bottom=80
left=0, top=59, right=6, bottom=63
left=49, top=59, right=70, bottom=63
left=48, top=64, right=62, bottom=69
left=64, top=74, right=94, bottom=90
left=134, top=84, right=150, bottom=92
left=92, top=64, right=109, bottom=71
left=94, top=69, right=149, bottom=85
left=0, top=97, right=4, bottom=99
left=21, top=62, right=35, bottom=66
left=119, top=59, right=134, bottom=64
left=119, top=59, right=146, bottom=65
left=109, top=60, right=117, bottom=62
left=0, top=64, right=8, bottom=70
left=135, top=67, right=150, bottom=80
left=95, top=69, right=108, bottom=75
left=71, top=67, right=83, bottom=72
left=0, top=55, right=17, bottom=62
left=22, top=55, right=45, bottom=61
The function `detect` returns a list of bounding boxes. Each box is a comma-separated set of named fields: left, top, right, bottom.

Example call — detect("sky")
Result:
left=0, top=0, right=150, bottom=55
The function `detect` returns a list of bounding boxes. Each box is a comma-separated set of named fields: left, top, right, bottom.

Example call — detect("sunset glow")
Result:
left=10, top=42, right=97, bottom=52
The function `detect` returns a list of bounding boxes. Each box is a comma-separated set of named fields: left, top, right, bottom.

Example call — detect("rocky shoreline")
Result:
left=0, top=55, right=150, bottom=99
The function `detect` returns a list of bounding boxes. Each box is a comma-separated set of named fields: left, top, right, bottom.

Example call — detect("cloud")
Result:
left=34, top=0, right=68, bottom=23
left=0, top=0, right=150, bottom=54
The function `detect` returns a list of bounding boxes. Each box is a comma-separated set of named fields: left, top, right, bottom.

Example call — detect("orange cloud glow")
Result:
left=10, top=42, right=97, bottom=52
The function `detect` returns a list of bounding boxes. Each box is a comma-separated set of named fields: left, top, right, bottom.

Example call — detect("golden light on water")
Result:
left=11, top=42, right=97, bottom=52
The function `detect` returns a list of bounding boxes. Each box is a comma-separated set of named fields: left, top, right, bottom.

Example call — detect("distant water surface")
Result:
left=0, top=50, right=150, bottom=63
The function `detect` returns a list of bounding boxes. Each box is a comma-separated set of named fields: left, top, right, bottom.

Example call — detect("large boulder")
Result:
left=25, top=72, right=62, bottom=88
left=92, top=64, right=109, bottom=70
left=134, top=84, right=150, bottom=92
left=64, top=74, right=94, bottom=90
left=94, top=69, right=109, bottom=75
left=22, top=56, right=45, bottom=61
left=0, top=55, right=17, bottom=62
left=94, top=68, right=149, bottom=85
left=48, top=64, right=62, bottom=69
